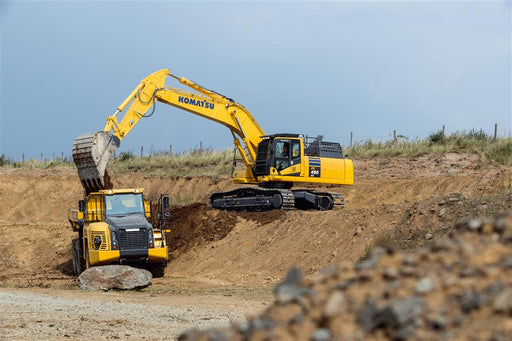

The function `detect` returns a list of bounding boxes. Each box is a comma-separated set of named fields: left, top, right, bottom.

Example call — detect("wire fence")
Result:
left=348, top=124, right=504, bottom=148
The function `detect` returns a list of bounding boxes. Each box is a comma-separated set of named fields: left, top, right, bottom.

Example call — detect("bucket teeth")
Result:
left=72, top=132, right=119, bottom=194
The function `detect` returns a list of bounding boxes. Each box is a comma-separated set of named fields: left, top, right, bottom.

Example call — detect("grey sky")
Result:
left=1, top=0, right=510, bottom=160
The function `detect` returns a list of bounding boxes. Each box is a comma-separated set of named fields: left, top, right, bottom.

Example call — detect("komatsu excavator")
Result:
left=72, top=69, right=353, bottom=211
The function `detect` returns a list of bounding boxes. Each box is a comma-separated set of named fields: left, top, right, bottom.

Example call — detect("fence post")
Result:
left=40, top=153, right=43, bottom=162
left=494, top=123, right=498, bottom=141
left=393, top=130, right=397, bottom=144
left=350, top=132, right=353, bottom=148
left=22, top=153, right=25, bottom=163
left=169, top=144, right=173, bottom=156
left=200, top=141, right=203, bottom=152
left=442, top=125, right=446, bottom=144
left=140, top=146, right=143, bottom=158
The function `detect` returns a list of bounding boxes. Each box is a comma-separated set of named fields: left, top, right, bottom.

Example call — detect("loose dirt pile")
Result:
left=179, top=216, right=512, bottom=340
left=167, top=204, right=284, bottom=260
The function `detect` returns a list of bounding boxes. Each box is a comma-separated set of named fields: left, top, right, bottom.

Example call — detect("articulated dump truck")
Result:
left=68, top=188, right=171, bottom=277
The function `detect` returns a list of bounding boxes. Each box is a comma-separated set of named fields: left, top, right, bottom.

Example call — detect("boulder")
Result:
left=78, top=265, right=152, bottom=291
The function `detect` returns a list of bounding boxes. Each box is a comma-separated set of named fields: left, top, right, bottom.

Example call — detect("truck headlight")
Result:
left=148, top=230, right=154, bottom=248
left=93, top=235, right=102, bottom=250
left=111, top=231, right=118, bottom=250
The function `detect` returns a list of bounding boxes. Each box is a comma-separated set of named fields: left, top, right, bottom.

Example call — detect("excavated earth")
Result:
left=180, top=216, right=512, bottom=341
left=0, top=153, right=511, bottom=340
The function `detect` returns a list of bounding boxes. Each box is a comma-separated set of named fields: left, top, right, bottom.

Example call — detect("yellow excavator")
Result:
left=72, top=69, right=353, bottom=211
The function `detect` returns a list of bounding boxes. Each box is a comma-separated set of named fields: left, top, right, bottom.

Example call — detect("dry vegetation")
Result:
left=1, top=131, right=511, bottom=175
left=348, top=129, right=512, bottom=164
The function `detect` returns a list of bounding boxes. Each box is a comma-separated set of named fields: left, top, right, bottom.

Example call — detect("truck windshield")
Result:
left=105, top=193, right=145, bottom=216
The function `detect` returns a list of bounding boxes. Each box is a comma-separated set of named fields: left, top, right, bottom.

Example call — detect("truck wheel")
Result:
left=84, top=240, right=91, bottom=269
left=71, top=239, right=85, bottom=275
left=149, top=263, right=166, bottom=278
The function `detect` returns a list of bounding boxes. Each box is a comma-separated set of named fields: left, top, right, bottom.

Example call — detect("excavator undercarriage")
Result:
left=209, top=187, right=344, bottom=211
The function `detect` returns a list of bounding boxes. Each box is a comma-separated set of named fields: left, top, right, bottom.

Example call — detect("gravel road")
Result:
left=0, top=288, right=270, bottom=340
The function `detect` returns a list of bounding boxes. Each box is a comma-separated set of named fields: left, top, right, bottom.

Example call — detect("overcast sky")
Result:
left=1, top=0, right=510, bottom=160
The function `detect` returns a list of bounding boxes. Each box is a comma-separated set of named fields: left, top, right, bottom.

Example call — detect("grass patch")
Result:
left=109, top=149, right=233, bottom=177
left=0, top=155, right=74, bottom=169
left=347, top=132, right=512, bottom=166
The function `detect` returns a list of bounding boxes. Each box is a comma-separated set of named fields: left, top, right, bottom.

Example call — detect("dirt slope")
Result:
left=181, top=216, right=512, bottom=341
left=0, top=154, right=510, bottom=289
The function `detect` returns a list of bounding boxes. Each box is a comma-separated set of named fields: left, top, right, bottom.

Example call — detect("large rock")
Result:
left=78, top=265, right=152, bottom=291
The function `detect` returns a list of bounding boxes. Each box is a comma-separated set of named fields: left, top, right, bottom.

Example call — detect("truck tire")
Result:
left=84, top=241, right=91, bottom=269
left=71, top=239, right=85, bottom=275
left=149, top=263, right=166, bottom=278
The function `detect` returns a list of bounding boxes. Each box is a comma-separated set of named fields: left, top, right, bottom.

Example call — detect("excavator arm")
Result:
left=72, top=69, right=266, bottom=194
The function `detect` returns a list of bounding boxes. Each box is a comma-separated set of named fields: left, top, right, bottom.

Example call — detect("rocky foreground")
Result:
left=180, top=215, right=512, bottom=341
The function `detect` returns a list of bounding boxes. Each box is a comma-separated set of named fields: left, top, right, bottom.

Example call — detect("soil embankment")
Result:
left=0, top=154, right=510, bottom=339
left=0, top=154, right=510, bottom=288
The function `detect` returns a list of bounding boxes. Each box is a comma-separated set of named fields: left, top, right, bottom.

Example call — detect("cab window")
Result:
left=274, top=141, right=291, bottom=171
left=105, top=193, right=145, bottom=216
left=291, top=141, right=301, bottom=160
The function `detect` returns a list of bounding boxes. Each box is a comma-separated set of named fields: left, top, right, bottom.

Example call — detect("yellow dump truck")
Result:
left=68, top=188, right=170, bottom=277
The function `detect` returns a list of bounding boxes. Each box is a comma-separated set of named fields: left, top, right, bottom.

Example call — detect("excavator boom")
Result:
left=72, top=68, right=265, bottom=194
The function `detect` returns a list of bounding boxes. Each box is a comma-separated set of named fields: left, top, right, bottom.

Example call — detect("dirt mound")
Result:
left=382, top=191, right=512, bottom=251
left=179, top=216, right=512, bottom=340
left=167, top=203, right=238, bottom=258
left=167, top=203, right=285, bottom=259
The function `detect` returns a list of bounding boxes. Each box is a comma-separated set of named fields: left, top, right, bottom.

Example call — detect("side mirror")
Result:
left=78, top=200, right=85, bottom=212
left=162, top=195, right=170, bottom=209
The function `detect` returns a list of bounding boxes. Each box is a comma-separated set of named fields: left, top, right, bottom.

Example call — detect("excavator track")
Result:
left=292, top=190, right=345, bottom=210
left=210, top=187, right=294, bottom=211
left=209, top=187, right=344, bottom=211
left=329, top=192, right=345, bottom=208
left=277, top=188, right=295, bottom=210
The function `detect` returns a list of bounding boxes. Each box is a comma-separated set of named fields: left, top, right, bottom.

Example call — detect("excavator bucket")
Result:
left=72, top=131, right=120, bottom=194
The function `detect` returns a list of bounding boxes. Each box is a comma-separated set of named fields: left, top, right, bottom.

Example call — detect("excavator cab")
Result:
left=254, top=134, right=304, bottom=177
left=255, top=134, right=347, bottom=178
